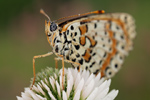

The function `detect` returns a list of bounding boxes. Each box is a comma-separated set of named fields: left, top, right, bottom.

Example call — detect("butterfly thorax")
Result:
left=45, top=20, right=73, bottom=58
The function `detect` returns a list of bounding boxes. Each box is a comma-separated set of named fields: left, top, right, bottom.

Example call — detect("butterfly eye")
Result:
left=50, top=22, right=57, bottom=32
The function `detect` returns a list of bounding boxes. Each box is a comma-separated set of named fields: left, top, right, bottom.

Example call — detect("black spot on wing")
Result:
left=74, top=32, right=77, bottom=36
left=74, top=45, right=80, bottom=50
left=77, top=66, right=80, bottom=70
left=116, top=25, right=120, bottom=30
left=72, top=58, right=76, bottom=62
left=78, top=58, right=83, bottom=65
left=124, top=16, right=128, bottom=24
left=80, top=21, right=88, bottom=25
left=53, top=37, right=57, bottom=43
left=122, top=46, right=125, bottom=50
left=55, top=45, right=59, bottom=53
left=92, top=53, right=96, bottom=56
left=94, top=23, right=97, bottom=28
left=120, top=35, right=124, bottom=39
left=64, top=48, right=69, bottom=51
left=108, top=20, right=112, bottom=29
left=68, top=41, right=72, bottom=44
left=70, top=25, right=74, bottom=30
left=66, top=56, right=69, bottom=60
left=76, top=53, right=80, bottom=57
left=56, top=40, right=61, bottom=43
left=59, top=32, right=62, bottom=36
left=70, top=50, right=73, bottom=55
left=47, top=34, right=51, bottom=37
left=70, top=33, right=73, bottom=37
left=99, top=60, right=102, bottom=65
left=93, top=69, right=99, bottom=75
left=67, top=30, right=69, bottom=35
left=86, top=24, right=88, bottom=32
left=90, top=62, right=96, bottom=68
left=85, top=66, right=88, bottom=70
left=115, top=64, right=118, bottom=68
left=103, top=52, right=107, bottom=58
left=105, top=31, right=107, bottom=35
left=73, top=39, right=76, bottom=42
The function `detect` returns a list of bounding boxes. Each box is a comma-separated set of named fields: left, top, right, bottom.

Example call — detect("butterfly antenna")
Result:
left=55, top=10, right=105, bottom=22
left=40, top=9, right=51, bottom=22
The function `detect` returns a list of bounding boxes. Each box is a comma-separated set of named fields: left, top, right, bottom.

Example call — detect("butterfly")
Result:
left=31, top=9, right=136, bottom=88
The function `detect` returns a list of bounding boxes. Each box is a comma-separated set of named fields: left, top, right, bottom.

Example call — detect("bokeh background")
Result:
left=0, top=0, right=150, bottom=100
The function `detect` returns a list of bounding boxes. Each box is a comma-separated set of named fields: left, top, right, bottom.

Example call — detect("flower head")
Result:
left=17, top=67, right=118, bottom=100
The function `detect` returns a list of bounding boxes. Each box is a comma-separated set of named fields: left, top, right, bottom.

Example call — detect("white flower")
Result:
left=17, top=67, right=119, bottom=100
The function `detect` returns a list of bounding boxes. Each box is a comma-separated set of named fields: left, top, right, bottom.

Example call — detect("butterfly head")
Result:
left=41, top=9, right=60, bottom=45
left=45, top=20, right=58, bottom=37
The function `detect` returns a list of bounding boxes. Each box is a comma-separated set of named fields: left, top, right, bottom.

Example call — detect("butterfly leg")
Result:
left=63, top=59, right=81, bottom=71
left=55, top=56, right=81, bottom=89
left=54, top=57, right=65, bottom=89
left=54, top=57, right=58, bottom=69
left=31, top=52, right=53, bottom=89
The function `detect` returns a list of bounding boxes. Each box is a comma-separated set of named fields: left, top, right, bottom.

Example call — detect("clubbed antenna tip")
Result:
left=40, top=9, right=51, bottom=22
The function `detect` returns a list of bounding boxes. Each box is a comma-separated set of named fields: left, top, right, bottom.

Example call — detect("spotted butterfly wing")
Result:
left=57, top=11, right=136, bottom=78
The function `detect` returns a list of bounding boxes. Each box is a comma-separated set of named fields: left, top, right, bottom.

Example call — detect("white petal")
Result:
left=28, top=90, right=41, bottom=100
left=69, top=74, right=74, bottom=88
left=84, top=74, right=94, bottom=89
left=67, top=69, right=72, bottom=79
left=36, top=94, right=47, bottom=100
left=74, top=73, right=81, bottom=89
left=95, top=88, right=109, bottom=99
left=86, top=87, right=98, bottom=100
left=59, top=75, right=62, bottom=90
left=54, top=73, right=57, bottom=79
left=41, top=80, right=50, bottom=92
left=67, top=71, right=74, bottom=98
left=21, top=92, right=32, bottom=100
left=33, top=85, right=40, bottom=92
left=82, top=79, right=94, bottom=99
left=21, top=88, right=32, bottom=100
left=67, top=69, right=74, bottom=88
left=67, top=79, right=71, bottom=98
left=48, top=91, right=57, bottom=100
left=37, top=84, right=45, bottom=95
left=16, top=96, right=24, bottom=100
left=51, top=76, right=56, bottom=85
left=81, top=69, right=87, bottom=79
left=96, top=78, right=105, bottom=87
left=56, top=81, right=61, bottom=97
left=71, top=68, right=78, bottom=82
left=94, top=73, right=101, bottom=87
left=82, top=70, right=90, bottom=83
left=75, top=78, right=84, bottom=93
left=18, top=68, right=119, bottom=100
left=49, top=77, right=55, bottom=90
left=103, top=90, right=119, bottom=100
left=63, top=91, right=67, bottom=100
left=44, top=78, right=48, bottom=84
left=106, top=79, right=111, bottom=88
left=98, top=80, right=109, bottom=92
left=95, top=80, right=110, bottom=99
left=73, top=90, right=81, bottom=100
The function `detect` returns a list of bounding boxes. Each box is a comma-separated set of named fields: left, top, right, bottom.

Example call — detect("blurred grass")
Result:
left=0, top=0, right=150, bottom=100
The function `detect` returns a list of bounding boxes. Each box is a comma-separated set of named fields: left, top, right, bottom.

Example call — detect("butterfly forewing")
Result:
left=55, top=12, right=136, bottom=79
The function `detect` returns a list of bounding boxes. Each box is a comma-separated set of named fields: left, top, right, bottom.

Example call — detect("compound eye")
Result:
left=50, top=22, right=57, bottom=32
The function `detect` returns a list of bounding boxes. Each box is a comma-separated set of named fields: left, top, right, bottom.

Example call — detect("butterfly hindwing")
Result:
left=59, top=12, right=136, bottom=78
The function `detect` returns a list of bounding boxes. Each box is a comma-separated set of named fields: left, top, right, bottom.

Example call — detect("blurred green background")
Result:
left=0, top=0, right=150, bottom=100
